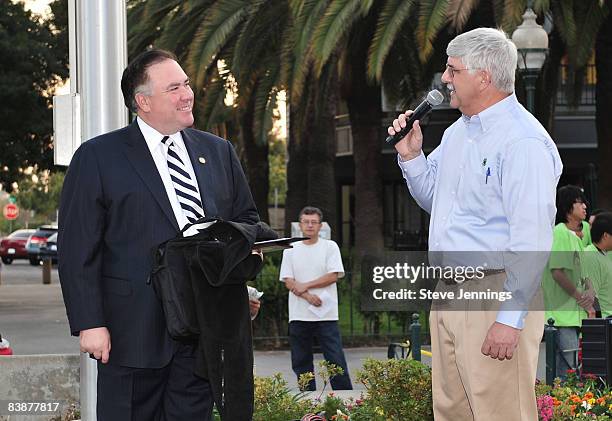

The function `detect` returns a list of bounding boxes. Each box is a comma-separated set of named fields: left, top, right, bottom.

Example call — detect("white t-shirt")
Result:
left=279, top=239, right=345, bottom=322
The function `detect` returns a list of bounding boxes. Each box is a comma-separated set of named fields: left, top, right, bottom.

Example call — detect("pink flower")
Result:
left=537, top=395, right=554, bottom=421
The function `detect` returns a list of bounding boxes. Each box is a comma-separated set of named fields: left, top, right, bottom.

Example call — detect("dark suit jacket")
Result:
left=58, top=120, right=259, bottom=368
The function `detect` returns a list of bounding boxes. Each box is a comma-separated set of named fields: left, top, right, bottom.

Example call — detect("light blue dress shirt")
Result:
left=398, top=93, right=563, bottom=329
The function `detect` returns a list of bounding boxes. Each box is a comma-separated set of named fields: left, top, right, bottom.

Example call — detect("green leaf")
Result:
left=186, top=0, right=249, bottom=91
left=311, top=0, right=374, bottom=75
left=447, top=0, right=481, bottom=32
left=367, top=0, right=415, bottom=81
left=416, top=0, right=450, bottom=63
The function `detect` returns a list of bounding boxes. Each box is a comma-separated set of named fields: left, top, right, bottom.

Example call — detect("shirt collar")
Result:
left=461, top=93, right=518, bottom=136
left=136, top=116, right=184, bottom=152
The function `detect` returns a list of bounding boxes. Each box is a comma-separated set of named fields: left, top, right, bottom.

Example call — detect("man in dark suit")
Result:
left=58, top=49, right=259, bottom=420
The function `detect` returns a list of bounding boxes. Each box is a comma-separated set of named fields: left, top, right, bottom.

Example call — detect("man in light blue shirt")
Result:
left=388, top=28, right=562, bottom=421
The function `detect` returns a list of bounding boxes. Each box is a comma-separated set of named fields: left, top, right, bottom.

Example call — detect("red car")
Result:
left=0, top=229, right=35, bottom=264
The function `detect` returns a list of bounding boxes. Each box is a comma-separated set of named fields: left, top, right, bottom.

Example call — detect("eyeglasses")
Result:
left=300, top=220, right=321, bottom=226
left=444, top=64, right=472, bottom=78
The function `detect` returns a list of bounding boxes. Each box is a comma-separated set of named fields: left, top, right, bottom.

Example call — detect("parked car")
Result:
left=0, top=229, right=35, bottom=264
left=38, top=232, right=58, bottom=264
left=25, top=225, right=58, bottom=265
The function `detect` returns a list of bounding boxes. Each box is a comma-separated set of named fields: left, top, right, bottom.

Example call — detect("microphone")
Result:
left=385, top=89, right=445, bottom=146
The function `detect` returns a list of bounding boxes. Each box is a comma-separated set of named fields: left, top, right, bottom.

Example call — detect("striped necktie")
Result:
left=161, top=135, right=205, bottom=223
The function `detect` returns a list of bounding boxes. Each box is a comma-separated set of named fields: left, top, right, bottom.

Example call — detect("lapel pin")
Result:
left=198, top=157, right=206, bottom=164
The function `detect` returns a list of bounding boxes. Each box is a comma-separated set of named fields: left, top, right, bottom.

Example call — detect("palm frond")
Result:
left=572, top=0, right=608, bottom=67
left=500, top=0, right=528, bottom=33
left=367, top=0, right=415, bottom=81
left=311, top=0, right=374, bottom=76
left=491, top=0, right=506, bottom=27
left=252, top=70, right=280, bottom=145
left=156, top=3, right=212, bottom=58
left=197, top=69, right=232, bottom=131
left=552, top=0, right=577, bottom=62
left=381, top=29, right=429, bottom=110
left=186, top=0, right=249, bottom=91
left=533, top=0, right=550, bottom=15
left=447, top=0, right=481, bottom=32
left=287, top=0, right=329, bottom=103
left=416, top=0, right=450, bottom=63
left=128, top=0, right=182, bottom=55
left=232, top=0, right=288, bottom=84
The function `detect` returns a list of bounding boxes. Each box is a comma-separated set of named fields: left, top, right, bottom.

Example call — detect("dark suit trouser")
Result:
left=97, top=342, right=213, bottom=421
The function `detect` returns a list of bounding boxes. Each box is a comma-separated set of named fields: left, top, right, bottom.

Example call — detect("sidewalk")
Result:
left=0, top=282, right=428, bottom=391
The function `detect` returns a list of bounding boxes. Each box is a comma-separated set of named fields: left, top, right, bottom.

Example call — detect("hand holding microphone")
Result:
left=386, top=90, right=444, bottom=161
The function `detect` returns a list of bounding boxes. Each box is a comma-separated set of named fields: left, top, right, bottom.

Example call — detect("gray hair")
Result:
left=447, top=28, right=517, bottom=93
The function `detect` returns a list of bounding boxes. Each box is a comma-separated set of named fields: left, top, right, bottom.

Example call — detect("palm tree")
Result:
left=127, top=0, right=290, bottom=224
left=596, top=10, right=612, bottom=208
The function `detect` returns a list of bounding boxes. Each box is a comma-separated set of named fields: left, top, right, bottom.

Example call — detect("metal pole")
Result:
left=523, top=70, right=539, bottom=115
left=545, top=318, right=558, bottom=385
left=410, top=313, right=421, bottom=361
left=70, top=1, right=128, bottom=420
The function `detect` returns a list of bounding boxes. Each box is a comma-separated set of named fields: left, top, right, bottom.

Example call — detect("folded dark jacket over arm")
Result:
left=151, top=220, right=278, bottom=421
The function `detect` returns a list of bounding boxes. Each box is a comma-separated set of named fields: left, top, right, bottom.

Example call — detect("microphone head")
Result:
left=426, top=89, right=445, bottom=106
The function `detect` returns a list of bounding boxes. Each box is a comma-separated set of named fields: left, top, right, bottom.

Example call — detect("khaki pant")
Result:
left=430, top=273, right=544, bottom=421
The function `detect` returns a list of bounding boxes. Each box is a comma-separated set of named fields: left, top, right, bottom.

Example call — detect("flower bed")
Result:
left=242, top=361, right=612, bottom=421
left=536, top=371, right=612, bottom=420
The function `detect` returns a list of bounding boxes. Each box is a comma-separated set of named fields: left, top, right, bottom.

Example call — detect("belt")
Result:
left=442, top=268, right=505, bottom=285
left=482, top=269, right=505, bottom=276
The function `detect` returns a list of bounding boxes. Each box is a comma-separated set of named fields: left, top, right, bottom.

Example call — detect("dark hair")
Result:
left=591, top=212, right=612, bottom=243
left=555, top=185, right=588, bottom=225
left=299, top=206, right=323, bottom=222
left=120, top=49, right=177, bottom=112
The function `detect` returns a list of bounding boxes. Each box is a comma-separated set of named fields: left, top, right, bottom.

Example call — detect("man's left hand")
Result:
left=481, top=322, right=521, bottom=361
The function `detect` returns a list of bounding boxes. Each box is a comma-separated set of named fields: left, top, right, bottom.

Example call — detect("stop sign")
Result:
left=3, top=203, right=19, bottom=220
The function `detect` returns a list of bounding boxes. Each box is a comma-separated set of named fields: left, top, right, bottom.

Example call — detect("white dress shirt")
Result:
left=137, top=117, right=203, bottom=236
left=398, top=93, right=563, bottom=329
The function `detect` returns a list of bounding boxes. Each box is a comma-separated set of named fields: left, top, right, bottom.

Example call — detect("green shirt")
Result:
left=580, top=220, right=592, bottom=248
left=542, top=223, right=589, bottom=327
left=582, top=244, right=612, bottom=318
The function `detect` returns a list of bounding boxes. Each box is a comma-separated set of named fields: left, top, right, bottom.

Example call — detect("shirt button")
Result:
left=459, top=165, right=463, bottom=170
left=435, top=242, right=440, bottom=247
left=451, top=191, right=456, bottom=195
left=468, top=139, right=473, bottom=143
left=442, top=216, right=447, bottom=221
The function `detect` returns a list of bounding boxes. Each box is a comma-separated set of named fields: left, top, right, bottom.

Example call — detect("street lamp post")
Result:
left=511, top=2, right=549, bottom=114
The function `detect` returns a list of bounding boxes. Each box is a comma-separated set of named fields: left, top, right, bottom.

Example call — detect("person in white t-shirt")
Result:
left=279, top=206, right=353, bottom=390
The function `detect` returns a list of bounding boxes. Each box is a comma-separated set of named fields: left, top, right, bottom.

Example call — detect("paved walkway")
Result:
left=0, top=264, right=546, bottom=392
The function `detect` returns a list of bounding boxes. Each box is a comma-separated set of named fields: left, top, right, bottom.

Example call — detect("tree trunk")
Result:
left=240, top=96, right=270, bottom=223
left=596, top=11, right=612, bottom=209
left=536, top=29, right=564, bottom=132
left=284, top=96, right=311, bottom=235
left=345, top=45, right=384, bottom=257
left=308, top=68, right=338, bottom=238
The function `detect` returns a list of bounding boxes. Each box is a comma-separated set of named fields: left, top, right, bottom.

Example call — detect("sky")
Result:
left=20, top=0, right=52, bottom=16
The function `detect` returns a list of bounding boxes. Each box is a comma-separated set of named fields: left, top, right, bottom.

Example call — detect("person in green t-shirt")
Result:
left=542, top=185, right=595, bottom=379
left=590, top=209, right=612, bottom=266
left=583, top=212, right=612, bottom=318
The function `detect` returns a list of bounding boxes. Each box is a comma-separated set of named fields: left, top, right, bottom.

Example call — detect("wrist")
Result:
left=399, top=151, right=420, bottom=162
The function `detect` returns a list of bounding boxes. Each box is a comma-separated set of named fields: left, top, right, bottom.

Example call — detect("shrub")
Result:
left=253, top=373, right=314, bottom=421
left=354, top=358, right=433, bottom=421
